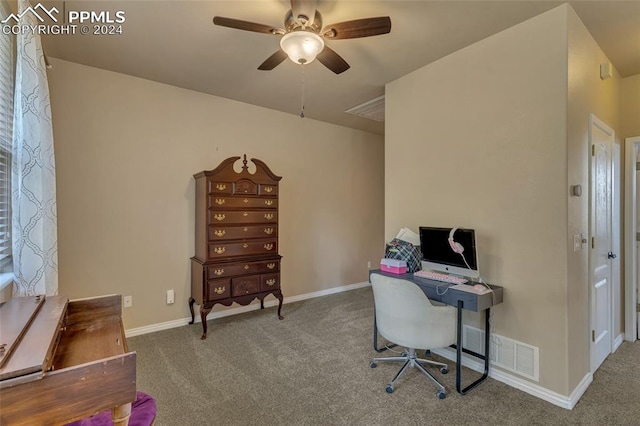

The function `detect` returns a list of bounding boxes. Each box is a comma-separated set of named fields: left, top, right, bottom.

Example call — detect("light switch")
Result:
left=573, top=235, right=581, bottom=252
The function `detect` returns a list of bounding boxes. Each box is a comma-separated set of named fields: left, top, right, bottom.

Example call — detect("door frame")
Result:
left=624, top=136, right=640, bottom=342
left=589, top=114, right=616, bottom=372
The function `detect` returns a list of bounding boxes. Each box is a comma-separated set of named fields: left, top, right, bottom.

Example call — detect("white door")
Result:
left=590, top=115, right=614, bottom=372
left=636, top=147, right=640, bottom=339
left=624, top=137, right=639, bottom=342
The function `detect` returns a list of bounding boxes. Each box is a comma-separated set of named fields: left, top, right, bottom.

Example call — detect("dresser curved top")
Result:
left=193, top=155, right=281, bottom=183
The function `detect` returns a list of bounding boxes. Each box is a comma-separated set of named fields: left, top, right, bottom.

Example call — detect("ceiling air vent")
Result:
left=344, top=95, right=385, bottom=122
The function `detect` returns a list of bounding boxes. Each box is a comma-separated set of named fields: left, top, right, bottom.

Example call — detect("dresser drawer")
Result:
left=208, top=210, right=278, bottom=224
left=208, top=225, right=277, bottom=241
left=233, top=179, right=258, bottom=195
left=259, top=184, right=278, bottom=196
left=206, top=278, right=231, bottom=302
left=209, top=196, right=277, bottom=210
left=261, top=273, right=280, bottom=291
left=208, top=239, right=277, bottom=259
left=207, top=260, right=279, bottom=279
left=232, top=275, right=261, bottom=297
left=208, top=181, right=233, bottom=194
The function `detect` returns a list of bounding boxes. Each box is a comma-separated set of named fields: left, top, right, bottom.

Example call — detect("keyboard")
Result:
left=413, top=270, right=468, bottom=284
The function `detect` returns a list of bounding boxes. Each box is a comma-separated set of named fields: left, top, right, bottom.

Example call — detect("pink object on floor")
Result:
left=65, top=391, right=156, bottom=426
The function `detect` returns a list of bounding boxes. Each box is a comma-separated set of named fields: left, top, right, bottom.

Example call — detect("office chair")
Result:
left=370, top=273, right=457, bottom=399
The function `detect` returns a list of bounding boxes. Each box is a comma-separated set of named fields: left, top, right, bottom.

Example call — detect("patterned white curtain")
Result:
left=12, top=0, right=58, bottom=296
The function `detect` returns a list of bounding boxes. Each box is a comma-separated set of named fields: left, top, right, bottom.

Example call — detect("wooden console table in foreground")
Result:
left=0, top=295, right=136, bottom=425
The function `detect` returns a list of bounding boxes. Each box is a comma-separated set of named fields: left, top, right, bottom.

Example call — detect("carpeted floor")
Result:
left=128, top=287, right=640, bottom=425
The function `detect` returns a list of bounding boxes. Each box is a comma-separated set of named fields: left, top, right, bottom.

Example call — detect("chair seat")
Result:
left=65, top=391, right=156, bottom=426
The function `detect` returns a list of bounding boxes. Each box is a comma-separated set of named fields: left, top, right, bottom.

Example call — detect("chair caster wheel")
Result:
left=425, top=350, right=431, bottom=357
left=385, top=385, right=394, bottom=394
left=370, top=362, right=377, bottom=368
left=437, top=390, right=446, bottom=399
left=440, top=367, right=449, bottom=374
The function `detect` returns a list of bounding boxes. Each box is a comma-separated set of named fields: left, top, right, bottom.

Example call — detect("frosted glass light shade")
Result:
left=280, top=31, right=324, bottom=65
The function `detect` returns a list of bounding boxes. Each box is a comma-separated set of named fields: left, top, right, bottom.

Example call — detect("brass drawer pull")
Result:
left=214, top=247, right=226, bottom=254
left=266, top=279, right=276, bottom=286
left=243, top=227, right=248, bottom=232
left=266, top=263, right=276, bottom=270
left=264, top=227, right=274, bottom=235
left=244, top=265, right=250, bottom=270
left=243, top=212, right=249, bottom=217
left=214, top=214, right=226, bottom=221
left=213, top=229, right=225, bottom=237
left=264, top=243, right=274, bottom=250
left=214, top=269, right=224, bottom=276
left=214, top=286, right=225, bottom=294
left=243, top=243, right=249, bottom=248
left=264, top=200, right=273, bottom=206
left=264, top=213, right=274, bottom=220
left=215, top=198, right=225, bottom=205
left=215, top=184, right=226, bottom=191
left=264, top=186, right=273, bottom=193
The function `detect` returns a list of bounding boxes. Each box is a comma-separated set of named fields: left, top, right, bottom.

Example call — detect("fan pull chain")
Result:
left=300, top=65, right=305, bottom=118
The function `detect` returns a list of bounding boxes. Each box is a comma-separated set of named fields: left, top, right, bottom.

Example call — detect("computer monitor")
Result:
left=419, top=226, right=479, bottom=279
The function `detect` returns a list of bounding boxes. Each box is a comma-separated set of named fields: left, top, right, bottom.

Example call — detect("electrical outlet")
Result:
left=367, top=261, right=371, bottom=269
left=166, top=289, right=174, bottom=305
left=123, top=295, right=132, bottom=308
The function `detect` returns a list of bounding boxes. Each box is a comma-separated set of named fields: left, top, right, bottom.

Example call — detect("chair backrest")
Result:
left=371, top=273, right=456, bottom=350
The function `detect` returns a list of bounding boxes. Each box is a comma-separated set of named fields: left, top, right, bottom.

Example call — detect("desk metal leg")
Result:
left=372, top=312, right=397, bottom=353
left=456, top=303, right=491, bottom=395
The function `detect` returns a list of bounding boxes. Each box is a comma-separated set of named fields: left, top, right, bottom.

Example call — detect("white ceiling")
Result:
left=40, top=1, right=640, bottom=135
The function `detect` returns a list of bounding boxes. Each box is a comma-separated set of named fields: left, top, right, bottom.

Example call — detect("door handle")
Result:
left=607, top=251, right=617, bottom=259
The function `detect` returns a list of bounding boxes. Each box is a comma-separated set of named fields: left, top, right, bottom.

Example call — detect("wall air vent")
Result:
left=344, top=95, right=385, bottom=122
left=463, top=324, right=539, bottom=381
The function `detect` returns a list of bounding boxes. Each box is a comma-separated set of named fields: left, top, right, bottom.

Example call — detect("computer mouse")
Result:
left=473, top=284, right=487, bottom=293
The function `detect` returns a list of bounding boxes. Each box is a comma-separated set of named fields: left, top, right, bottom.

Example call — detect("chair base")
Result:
left=371, top=348, right=449, bottom=398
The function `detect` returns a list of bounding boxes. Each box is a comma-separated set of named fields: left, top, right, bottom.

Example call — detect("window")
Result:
left=0, top=0, right=14, bottom=273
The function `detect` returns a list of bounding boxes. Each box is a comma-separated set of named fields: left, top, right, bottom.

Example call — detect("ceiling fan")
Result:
left=213, top=0, right=391, bottom=74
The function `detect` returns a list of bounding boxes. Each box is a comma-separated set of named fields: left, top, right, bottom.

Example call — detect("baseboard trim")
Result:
left=125, top=281, right=371, bottom=338
left=431, top=347, right=592, bottom=410
left=613, top=333, right=625, bottom=352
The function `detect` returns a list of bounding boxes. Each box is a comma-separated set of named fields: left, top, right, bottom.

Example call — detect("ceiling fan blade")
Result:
left=290, top=0, right=317, bottom=26
left=322, top=17, right=391, bottom=40
left=316, top=46, right=350, bottom=74
left=213, top=16, right=283, bottom=35
left=258, top=50, right=288, bottom=71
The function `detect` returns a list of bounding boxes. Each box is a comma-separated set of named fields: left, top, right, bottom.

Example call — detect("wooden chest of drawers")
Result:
left=189, top=155, right=284, bottom=339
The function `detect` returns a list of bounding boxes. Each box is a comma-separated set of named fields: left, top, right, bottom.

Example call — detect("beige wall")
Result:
left=566, top=7, right=622, bottom=391
left=621, top=74, right=640, bottom=138
left=48, top=58, right=385, bottom=329
left=386, top=6, right=570, bottom=394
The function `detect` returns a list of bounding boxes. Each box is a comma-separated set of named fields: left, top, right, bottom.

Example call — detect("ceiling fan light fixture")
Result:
left=280, top=31, right=324, bottom=65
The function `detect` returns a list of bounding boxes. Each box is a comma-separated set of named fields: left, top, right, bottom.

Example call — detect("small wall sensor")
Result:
left=571, top=185, right=582, bottom=197
left=600, top=62, right=613, bottom=80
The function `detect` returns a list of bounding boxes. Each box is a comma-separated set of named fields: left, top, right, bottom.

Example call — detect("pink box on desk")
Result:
left=380, top=258, right=407, bottom=274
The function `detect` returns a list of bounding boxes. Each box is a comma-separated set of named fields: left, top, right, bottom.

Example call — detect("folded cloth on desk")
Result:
left=384, top=238, right=421, bottom=272
left=394, top=227, right=421, bottom=246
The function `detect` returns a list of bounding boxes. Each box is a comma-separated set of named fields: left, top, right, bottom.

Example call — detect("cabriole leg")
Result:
left=200, top=305, right=212, bottom=340
left=276, top=292, right=284, bottom=320
left=188, top=297, right=195, bottom=324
